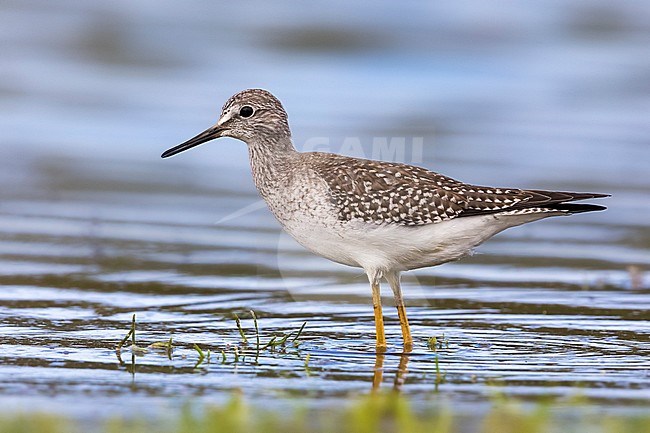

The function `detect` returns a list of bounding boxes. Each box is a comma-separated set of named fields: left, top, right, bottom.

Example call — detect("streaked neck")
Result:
left=247, top=136, right=297, bottom=198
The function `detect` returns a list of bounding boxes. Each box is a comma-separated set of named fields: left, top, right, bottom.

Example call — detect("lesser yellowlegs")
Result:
left=162, top=89, right=608, bottom=350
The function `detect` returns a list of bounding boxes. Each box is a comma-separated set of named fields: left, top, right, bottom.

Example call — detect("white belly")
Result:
left=282, top=211, right=559, bottom=274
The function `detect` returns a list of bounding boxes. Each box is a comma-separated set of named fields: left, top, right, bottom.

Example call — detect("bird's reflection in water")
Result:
left=372, top=351, right=410, bottom=392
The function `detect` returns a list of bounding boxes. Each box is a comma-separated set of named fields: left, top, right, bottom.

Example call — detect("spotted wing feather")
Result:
left=309, top=153, right=607, bottom=226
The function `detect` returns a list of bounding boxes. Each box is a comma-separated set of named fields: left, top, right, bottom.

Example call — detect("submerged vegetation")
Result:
left=115, top=311, right=308, bottom=368
left=1, top=392, right=649, bottom=433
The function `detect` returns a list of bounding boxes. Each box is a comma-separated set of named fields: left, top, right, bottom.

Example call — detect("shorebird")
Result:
left=162, top=89, right=608, bottom=351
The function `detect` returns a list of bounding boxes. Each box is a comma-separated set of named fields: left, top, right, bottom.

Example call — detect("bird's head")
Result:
left=162, top=88, right=291, bottom=158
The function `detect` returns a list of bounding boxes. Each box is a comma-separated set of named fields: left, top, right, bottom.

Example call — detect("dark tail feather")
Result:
left=520, top=190, right=609, bottom=213
left=458, top=188, right=609, bottom=218
left=524, top=190, right=611, bottom=205
left=547, top=202, right=608, bottom=214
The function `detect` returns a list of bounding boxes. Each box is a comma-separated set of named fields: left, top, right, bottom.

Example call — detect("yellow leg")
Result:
left=397, top=305, right=412, bottom=350
left=370, top=278, right=387, bottom=350
left=387, top=272, right=413, bottom=351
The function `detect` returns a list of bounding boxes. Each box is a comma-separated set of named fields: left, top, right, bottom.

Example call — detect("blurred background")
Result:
left=0, top=0, right=648, bottom=422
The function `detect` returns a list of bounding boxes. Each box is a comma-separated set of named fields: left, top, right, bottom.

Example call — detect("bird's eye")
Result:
left=239, top=106, right=254, bottom=118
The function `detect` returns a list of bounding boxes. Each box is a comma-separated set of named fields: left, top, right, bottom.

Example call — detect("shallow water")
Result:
left=1, top=0, right=649, bottom=419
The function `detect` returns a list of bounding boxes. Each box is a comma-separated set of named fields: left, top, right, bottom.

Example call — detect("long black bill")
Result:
left=161, top=126, right=224, bottom=158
